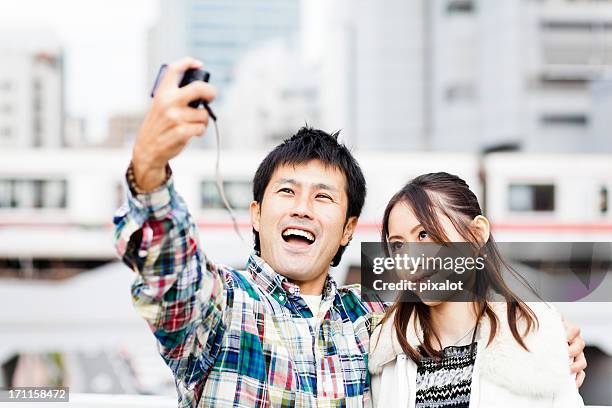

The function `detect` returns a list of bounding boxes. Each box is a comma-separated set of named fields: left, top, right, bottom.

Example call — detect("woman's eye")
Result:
left=390, top=241, right=404, bottom=251
left=418, top=230, right=429, bottom=241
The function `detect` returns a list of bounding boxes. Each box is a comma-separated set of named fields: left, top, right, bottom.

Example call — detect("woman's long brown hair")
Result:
left=378, top=172, right=538, bottom=361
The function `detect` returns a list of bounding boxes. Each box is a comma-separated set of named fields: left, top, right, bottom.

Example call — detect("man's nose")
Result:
left=291, top=194, right=314, bottom=219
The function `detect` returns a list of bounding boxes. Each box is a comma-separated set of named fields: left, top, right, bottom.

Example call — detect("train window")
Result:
left=0, top=180, right=11, bottom=208
left=508, top=184, right=555, bottom=212
left=0, top=179, right=67, bottom=209
left=12, top=180, right=35, bottom=208
left=201, top=180, right=252, bottom=210
left=601, top=186, right=609, bottom=214
left=42, top=180, right=67, bottom=208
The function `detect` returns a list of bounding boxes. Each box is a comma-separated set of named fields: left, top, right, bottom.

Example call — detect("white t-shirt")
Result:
left=301, top=294, right=322, bottom=317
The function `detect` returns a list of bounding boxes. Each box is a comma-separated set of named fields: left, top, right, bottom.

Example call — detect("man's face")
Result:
left=250, top=160, right=357, bottom=291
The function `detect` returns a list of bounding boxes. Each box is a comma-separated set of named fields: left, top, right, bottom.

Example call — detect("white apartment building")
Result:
left=308, top=0, right=612, bottom=152
left=306, top=0, right=429, bottom=151
left=432, top=0, right=612, bottom=152
left=0, top=30, right=64, bottom=149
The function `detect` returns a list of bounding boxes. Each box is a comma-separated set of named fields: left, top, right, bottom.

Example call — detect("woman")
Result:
left=369, top=172, right=584, bottom=407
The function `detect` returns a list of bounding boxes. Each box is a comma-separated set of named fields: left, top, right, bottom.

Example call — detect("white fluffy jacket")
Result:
left=368, top=302, right=584, bottom=408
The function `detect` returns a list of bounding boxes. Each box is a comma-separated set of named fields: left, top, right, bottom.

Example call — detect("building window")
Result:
left=541, top=21, right=612, bottom=31
left=535, top=77, right=586, bottom=91
left=0, top=127, right=11, bottom=138
left=33, top=116, right=42, bottom=147
left=447, top=0, right=475, bottom=13
left=600, top=186, right=608, bottom=214
left=0, top=179, right=67, bottom=209
left=508, top=184, right=555, bottom=212
left=540, top=114, right=588, bottom=127
left=33, top=97, right=42, bottom=112
left=201, top=180, right=252, bottom=210
left=445, top=83, right=476, bottom=102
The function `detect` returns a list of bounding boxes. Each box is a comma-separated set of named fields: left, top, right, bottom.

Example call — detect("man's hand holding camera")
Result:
left=132, top=57, right=216, bottom=191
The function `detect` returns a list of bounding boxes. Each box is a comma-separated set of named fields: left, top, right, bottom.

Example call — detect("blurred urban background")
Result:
left=1, top=0, right=612, bottom=406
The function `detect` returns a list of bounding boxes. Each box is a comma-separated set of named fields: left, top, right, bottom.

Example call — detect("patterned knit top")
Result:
left=415, top=343, right=477, bottom=408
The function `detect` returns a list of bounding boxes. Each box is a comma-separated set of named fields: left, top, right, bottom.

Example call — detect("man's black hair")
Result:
left=252, top=126, right=366, bottom=267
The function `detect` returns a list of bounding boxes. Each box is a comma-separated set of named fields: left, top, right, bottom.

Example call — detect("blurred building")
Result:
left=352, top=0, right=429, bottom=151
left=0, top=29, right=64, bottom=148
left=106, top=112, right=145, bottom=147
left=306, top=0, right=612, bottom=153
left=63, top=116, right=87, bottom=148
left=590, top=79, right=612, bottom=153
left=301, top=0, right=429, bottom=151
left=147, top=0, right=300, bottom=97
left=430, top=0, right=612, bottom=153
left=219, top=40, right=320, bottom=150
left=147, top=0, right=301, bottom=148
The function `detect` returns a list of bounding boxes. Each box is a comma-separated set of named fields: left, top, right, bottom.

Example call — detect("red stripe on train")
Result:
left=1, top=222, right=612, bottom=232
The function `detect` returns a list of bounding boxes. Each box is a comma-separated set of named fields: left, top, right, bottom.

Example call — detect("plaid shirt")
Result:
left=114, top=174, right=387, bottom=407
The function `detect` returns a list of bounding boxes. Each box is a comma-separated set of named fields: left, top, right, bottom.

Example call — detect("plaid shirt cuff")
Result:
left=125, top=161, right=174, bottom=220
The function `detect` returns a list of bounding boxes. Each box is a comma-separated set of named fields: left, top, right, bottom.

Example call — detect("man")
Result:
left=114, top=58, right=586, bottom=407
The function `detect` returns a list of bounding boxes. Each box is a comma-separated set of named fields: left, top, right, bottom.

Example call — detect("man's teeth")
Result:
left=282, top=228, right=315, bottom=242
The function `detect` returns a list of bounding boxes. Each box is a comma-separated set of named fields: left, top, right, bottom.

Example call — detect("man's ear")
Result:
left=341, top=216, right=359, bottom=246
left=470, top=215, right=490, bottom=245
left=250, top=201, right=261, bottom=232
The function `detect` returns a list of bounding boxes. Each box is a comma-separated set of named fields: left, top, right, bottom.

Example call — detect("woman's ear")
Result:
left=471, top=215, right=490, bottom=245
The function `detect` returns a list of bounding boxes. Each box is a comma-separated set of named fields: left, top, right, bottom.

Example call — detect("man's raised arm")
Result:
left=113, top=58, right=224, bottom=387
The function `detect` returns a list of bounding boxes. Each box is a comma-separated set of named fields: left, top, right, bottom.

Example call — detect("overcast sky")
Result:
left=0, top=0, right=160, bottom=141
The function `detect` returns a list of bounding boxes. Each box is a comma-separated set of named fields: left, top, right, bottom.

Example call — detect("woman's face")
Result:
left=387, top=201, right=465, bottom=245
left=387, top=201, right=480, bottom=306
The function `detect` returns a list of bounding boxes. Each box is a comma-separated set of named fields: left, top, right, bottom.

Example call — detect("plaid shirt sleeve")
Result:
left=113, top=165, right=228, bottom=387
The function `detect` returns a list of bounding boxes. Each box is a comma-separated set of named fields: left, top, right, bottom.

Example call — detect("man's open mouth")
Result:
left=281, top=227, right=316, bottom=246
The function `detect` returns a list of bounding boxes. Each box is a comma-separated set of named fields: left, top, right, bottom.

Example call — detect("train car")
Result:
left=484, top=152, right=612, bottom=243
left=1, top=148, right=612, bottom=274
left=0, top=148, right=480, bottom=281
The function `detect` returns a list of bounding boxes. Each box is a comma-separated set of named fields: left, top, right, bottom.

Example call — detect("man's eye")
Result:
left=316, top=193, right=332, bottom=201
left=390, top=241, right=404, bottom=251
left=278, top=188, right=293, bottom=194
left=418, top=231, right=429, bottom=241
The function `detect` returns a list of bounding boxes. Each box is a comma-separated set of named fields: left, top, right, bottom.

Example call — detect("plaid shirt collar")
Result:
left=246, top=253, right=338, bottom=306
